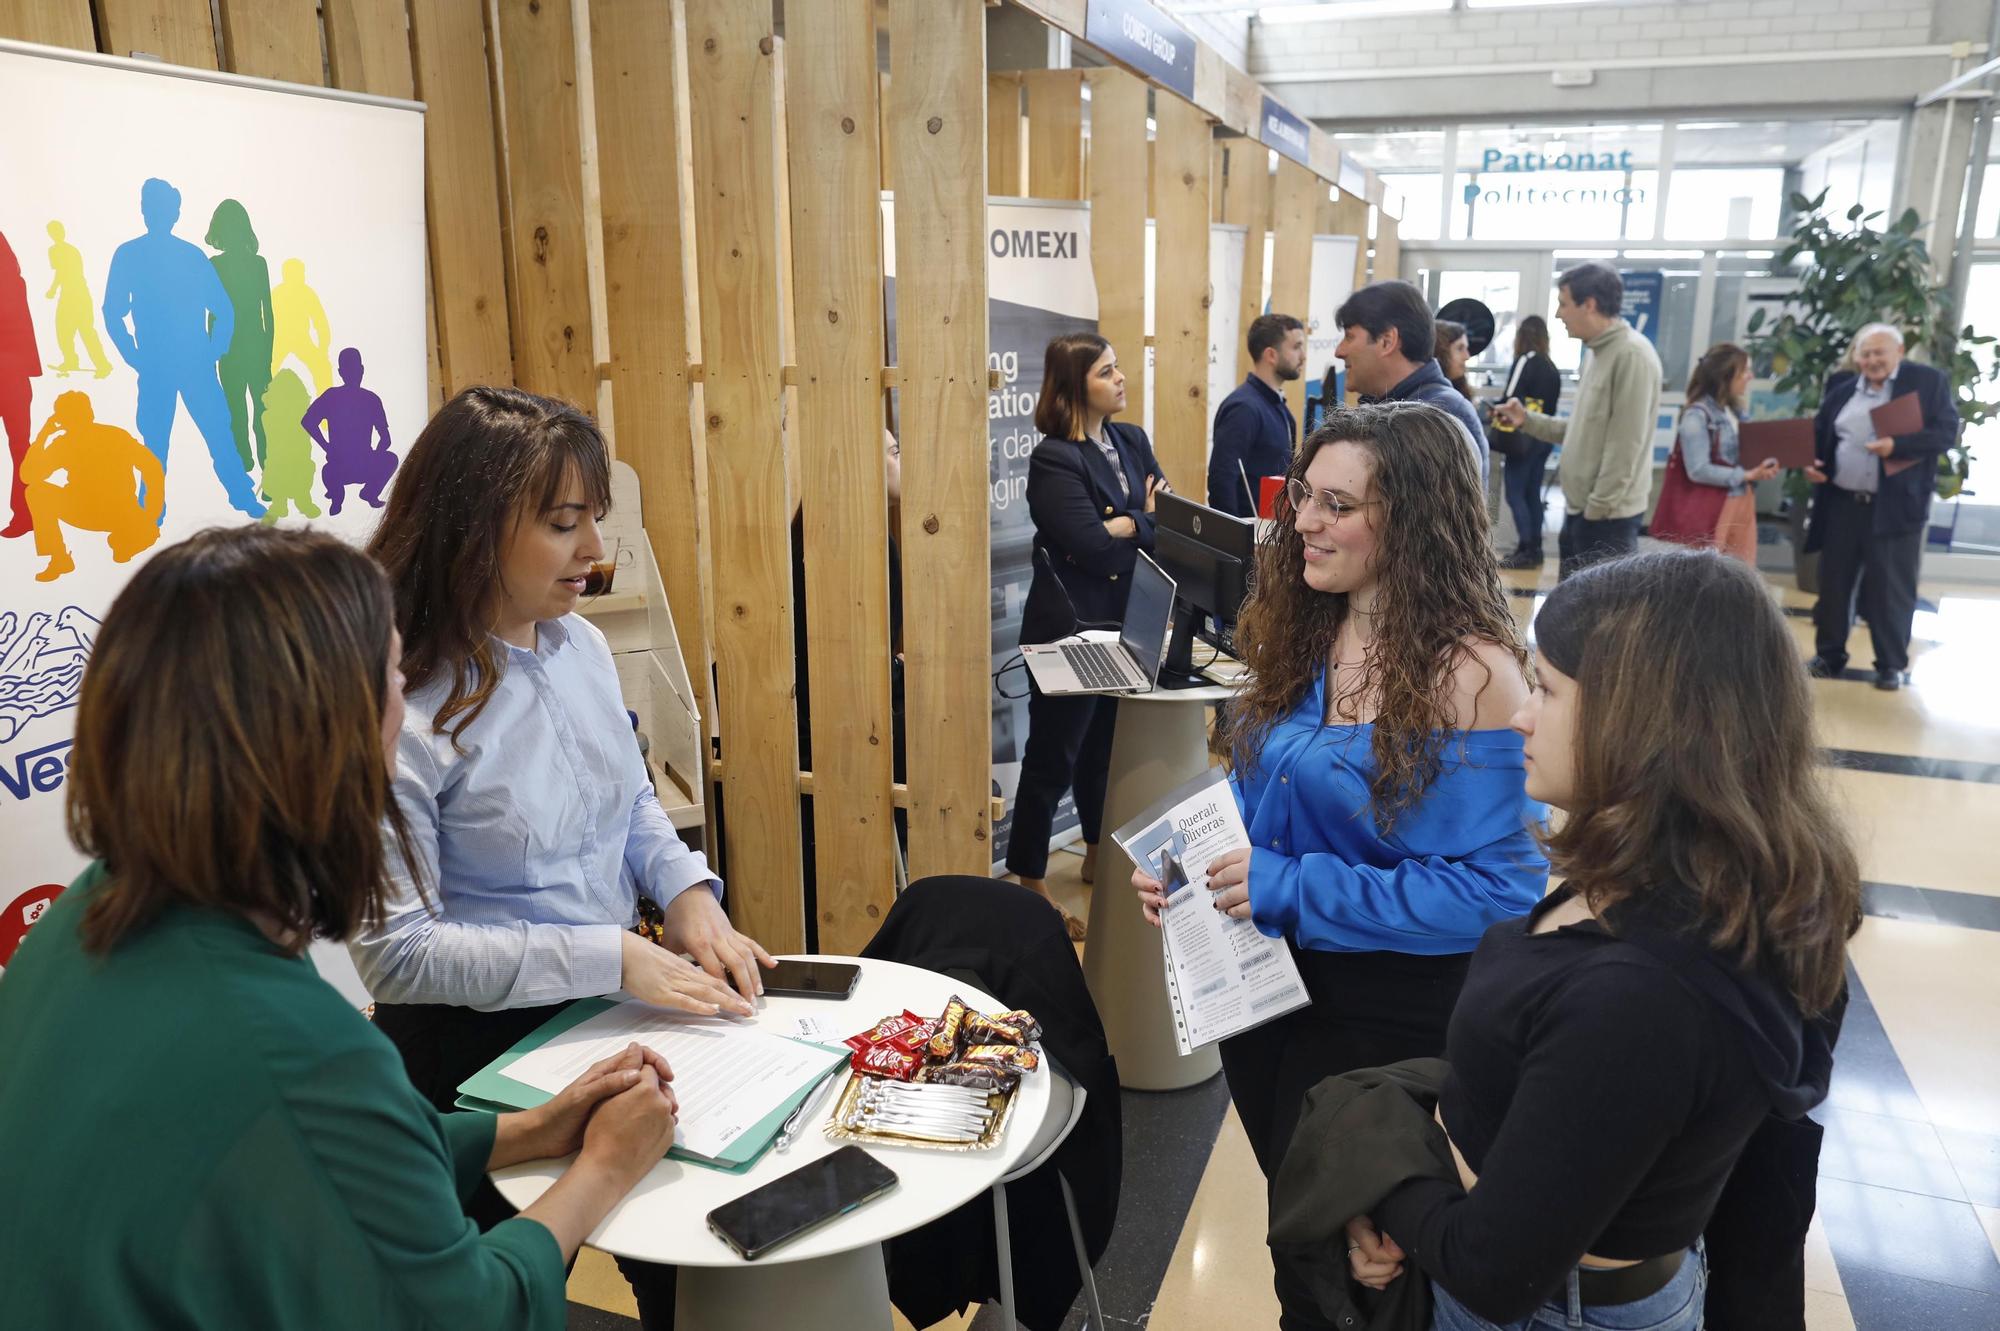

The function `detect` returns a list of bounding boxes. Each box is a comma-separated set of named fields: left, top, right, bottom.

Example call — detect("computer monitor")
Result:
left=1152, top=492, right=1257, bottom=688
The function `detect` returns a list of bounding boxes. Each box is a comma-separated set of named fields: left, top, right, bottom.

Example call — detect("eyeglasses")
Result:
left=1285, top=478, right=1381, bottom=524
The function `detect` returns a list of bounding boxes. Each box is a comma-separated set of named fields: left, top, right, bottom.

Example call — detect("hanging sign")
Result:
left=1084, top=0, right=1196, bottom=100
left=1260, top=97, right=1312, bottom=168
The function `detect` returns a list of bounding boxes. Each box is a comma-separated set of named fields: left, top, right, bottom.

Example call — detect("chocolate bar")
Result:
left=927, top=996, right=970, bottom=1062
left=961, top=1043, right=1041, bottom=1073
left=921, top=1060, right=1018, bottom=1092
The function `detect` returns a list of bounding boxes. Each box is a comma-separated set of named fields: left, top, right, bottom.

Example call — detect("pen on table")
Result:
left=775, top=1065, right=846, bottom=1152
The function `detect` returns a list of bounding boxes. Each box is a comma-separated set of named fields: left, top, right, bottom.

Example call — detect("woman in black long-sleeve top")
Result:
left=1010, top=333, right=1167, bottom=937
left=1495, top=315, right=1564, bottom=569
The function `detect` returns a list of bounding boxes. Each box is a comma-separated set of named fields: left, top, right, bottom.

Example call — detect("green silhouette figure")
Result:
left=205, top=200, right=274, bottom=477
left=257, top=369, right=322, bottom=525
left=44, top=223, right=112, bottom=379
left=270, top=258, right=332, bottom=395
left=22, top=390, right=163, bottom=581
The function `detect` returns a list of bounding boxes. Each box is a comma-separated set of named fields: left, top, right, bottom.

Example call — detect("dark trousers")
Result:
left=1005, top=680, right=1118, bottom=879
left=1223, top=947, right=1472, bottom=1331
left=1502, top=442, right=1554, bottom=555
left=1812, top=488, right=1923, bottom=674
left=1557, top=512, right=1641, bottom=581
left=374, top=1001, right=678, bottom=1329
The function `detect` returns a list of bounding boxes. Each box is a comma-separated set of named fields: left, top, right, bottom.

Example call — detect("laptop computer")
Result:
left=1020, top=552, right=1177, bottom=696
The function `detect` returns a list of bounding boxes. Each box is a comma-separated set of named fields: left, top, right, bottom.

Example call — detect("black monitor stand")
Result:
left=1154, top=598, right=1214, bottom=690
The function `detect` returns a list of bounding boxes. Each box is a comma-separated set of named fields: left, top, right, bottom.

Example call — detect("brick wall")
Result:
left=1250, top=0, right=1948, bottom=78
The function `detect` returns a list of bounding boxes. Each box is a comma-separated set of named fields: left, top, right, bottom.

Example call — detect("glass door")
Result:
left=1405, top=248, right=1553, bottom=395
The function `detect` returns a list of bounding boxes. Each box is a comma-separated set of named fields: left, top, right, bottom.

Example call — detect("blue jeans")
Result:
left=1502, top=442, right=1554, bottom=553
left=1431, top=1244, right=1706, bottom=1331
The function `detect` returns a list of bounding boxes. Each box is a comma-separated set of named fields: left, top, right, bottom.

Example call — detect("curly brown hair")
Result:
left=1533, top=549, right=1860, bottom=1015
left=1219, top=403, right=1527, bottom=829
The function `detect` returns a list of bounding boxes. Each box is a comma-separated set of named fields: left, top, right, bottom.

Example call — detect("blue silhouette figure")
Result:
left=102, top=178, right=265, bottom=521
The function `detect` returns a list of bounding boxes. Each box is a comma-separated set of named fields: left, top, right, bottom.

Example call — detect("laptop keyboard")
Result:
left=1061, top=641, right=1133, bottom=690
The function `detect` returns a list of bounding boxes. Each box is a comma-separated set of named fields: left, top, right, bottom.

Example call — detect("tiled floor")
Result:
left=566, top=544, right=2000, bottom=1330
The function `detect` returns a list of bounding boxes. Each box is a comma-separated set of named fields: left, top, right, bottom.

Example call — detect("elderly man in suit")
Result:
left=1803, top=323, right=1958, bottom=691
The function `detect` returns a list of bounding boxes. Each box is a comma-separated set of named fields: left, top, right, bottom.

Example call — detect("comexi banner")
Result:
left=884, top=199, right=1097, bottom=868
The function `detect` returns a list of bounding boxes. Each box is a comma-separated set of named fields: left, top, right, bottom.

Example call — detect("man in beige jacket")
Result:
left=1495, top=262, right=1663, bottom=580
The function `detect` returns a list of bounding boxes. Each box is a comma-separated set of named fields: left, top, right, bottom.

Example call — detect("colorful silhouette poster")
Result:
left=0, top=44, right=424, bottom=978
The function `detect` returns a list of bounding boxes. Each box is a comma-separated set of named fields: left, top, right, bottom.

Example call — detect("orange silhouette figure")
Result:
left=22, top=390, right=164, bottom=582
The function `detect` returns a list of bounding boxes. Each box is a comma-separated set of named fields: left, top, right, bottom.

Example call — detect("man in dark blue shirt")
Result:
left=1207, top=312, right=1303, bottom=517
left=1335, top=279, right=1489, bottom=484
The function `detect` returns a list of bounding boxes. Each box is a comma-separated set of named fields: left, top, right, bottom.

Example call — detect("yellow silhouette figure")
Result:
left=270, top=258, right=333, bottom=395
left=258, top=370, right=323, bottom=525
left=22, top=390, right=163, bottom=582
left=44, top=222, right=113, bottom=379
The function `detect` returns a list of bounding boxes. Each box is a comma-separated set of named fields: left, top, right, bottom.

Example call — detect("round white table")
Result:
left=1080, top=662, right=1237, bottom=1091
left=491, top=956, right=1051, bottom=1331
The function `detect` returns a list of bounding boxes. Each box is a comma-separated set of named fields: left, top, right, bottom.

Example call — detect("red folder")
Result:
left=1258, top=475, right=1286, bottom=519
left=1870, top=393, right=1926, bottom=477
left=1738, top=418, right=1817, bottom=471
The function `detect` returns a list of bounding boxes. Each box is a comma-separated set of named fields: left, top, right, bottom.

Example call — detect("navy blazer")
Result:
left=1019, top=421, right=1168, bottom=646
left=1803, top=360, right=1956, bottom=552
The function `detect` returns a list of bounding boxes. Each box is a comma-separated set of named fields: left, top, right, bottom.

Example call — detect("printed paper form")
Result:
left=504, top=1001, right=841, bottom=1160
left=1111, top=766, right=1310, bottom=1054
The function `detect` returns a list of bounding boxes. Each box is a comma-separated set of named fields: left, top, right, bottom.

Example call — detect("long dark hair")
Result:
left=69, top=527, right=417, bottom=954
left=1685, top=342, right=1749, bottom=413
left=1514, top=314, right=1550, bottom=359
left=1534, top=550, right=1860, bottom=1015
left=1033, top=332, right=1111, bottom=442
left=1434, top=319, right=1473, bottom=400
left=367, top=386, right=613, bottom=745
left=1220, top=404, right=1527, bottom=829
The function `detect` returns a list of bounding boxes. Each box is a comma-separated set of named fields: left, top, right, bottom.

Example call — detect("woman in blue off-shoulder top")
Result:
left=1134, top=405, right=1547, bottom=1294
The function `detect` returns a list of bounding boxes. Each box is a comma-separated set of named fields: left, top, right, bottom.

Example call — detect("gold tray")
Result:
left=822, top=1071, right=1021, bottom=1152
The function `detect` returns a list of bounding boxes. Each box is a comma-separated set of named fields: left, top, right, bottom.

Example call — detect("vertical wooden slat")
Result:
left=492, top=0, right=594, bottom=410
left=986, top=71, right=1024, bottom=197
left=891, top=0, right=991, bottom=879
left=408, top=0, right=513, bottom=391
left=324, top=0, right=415, bottom=99
left=684, top=0, right=804, bottom=949
left=1376, top=211, right=1402, bottom=284
left=1331, top=189, right=1370, bottom=287
left=1154, top=93, right=1211, bottom=500
left=1088, top=67, right=1147, bottom=444
left=1023, top=67, right=1083, bottom=201
left=1232, top=145, right=1269, bottom=383
left=590, top=0, right=708, bottom=726
left=0, top=0, right=95, bottom=48
left=93, top=0, right=215, bottom=66
left=216, top=0, right=321, bottom=85
left=785, top=0, right=896, bottom=953
left=1268, top=158, right=1318, bottom=426
left=1210, top=141, right=1227, bottom=224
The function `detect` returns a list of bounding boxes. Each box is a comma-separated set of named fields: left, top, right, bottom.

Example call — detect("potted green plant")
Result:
left=1747, top=192, right=1996, bottom=592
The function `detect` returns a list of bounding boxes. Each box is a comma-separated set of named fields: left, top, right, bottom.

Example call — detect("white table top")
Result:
left=489, top=956, right=1051, bottom=1267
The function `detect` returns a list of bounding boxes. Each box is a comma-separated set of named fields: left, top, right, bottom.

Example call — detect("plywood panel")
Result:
left=1268, top=158, right=1317, bottom=425
left=785, top=0, right=896, bottom=953
left=0, top=0, right=95, bottom=48
left=1376, top=211, right=1401, bottom=284
left=1232, top=146, right=1268, bottom=383
left=217, top=0, right=321, bottom=85
left=408, top=0, right=513, bottom=391
left=1088, top=66, right=1147, bottom=444
left=684, top=0, right=804, bottom=948
left=986, top=71, right=1024, bottom=198
left=1022, top=67, right=1083, bottom=201
left=1153, top=93, right=1211, bottom=500
left=93, top=0, right=216, bottom=67
left=890, top=0, right=991, bottom=878
left=324, top=0, right=415, bottom=99
left=493, top=0, right=595, bottom=410
left=590, top=0, right=708, bottom=730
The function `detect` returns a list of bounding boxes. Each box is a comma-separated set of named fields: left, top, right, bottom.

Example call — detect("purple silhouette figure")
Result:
left=303, top=347, right=395, bottom=515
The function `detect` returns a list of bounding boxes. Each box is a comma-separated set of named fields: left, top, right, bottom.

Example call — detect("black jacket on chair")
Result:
left=1019, top=423, right=1168, bottom=646
left=861, top=875, right=1122, bottom=1331
left=1802, top=360, right=1956, bottom=553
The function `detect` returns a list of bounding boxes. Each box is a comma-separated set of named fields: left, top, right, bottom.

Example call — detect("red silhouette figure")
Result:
left=1, top=231, right=44, bottom=539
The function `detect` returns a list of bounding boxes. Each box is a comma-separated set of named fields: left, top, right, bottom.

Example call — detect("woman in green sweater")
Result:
left=0, top=525, right=677, bottom=1330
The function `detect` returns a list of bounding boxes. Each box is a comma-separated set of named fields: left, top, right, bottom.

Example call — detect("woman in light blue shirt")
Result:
left=351, top=386, right=773, bottom=1328
left=1672, top=344, right=1778, bottom=564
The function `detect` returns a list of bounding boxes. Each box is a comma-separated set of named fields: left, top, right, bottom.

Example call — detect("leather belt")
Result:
left=1833, top=487, right=1875, bottom=504
left=1575, top=1249, right=1684, bottom=1307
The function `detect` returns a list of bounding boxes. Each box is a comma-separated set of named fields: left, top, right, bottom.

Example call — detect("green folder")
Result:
left=454, top=997, right=849, bottom=1174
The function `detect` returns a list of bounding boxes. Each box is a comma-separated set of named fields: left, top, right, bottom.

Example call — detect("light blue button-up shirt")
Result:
left=1832, top=377, right=1891, bottom=495
left=349, top=615, right=719, bottom=1011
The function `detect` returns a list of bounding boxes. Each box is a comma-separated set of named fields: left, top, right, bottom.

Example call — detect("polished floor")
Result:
left=566, top=532, right=2000, bottom=1330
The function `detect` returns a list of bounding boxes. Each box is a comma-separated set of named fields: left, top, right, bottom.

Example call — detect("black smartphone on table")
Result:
left=707, top=1145, right=900, bottom=1260
left=763, top=959, right=861, bottom=1000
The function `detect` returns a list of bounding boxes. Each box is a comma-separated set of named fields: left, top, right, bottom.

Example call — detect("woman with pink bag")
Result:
left=1651, top=344, right=1780, bottom=562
